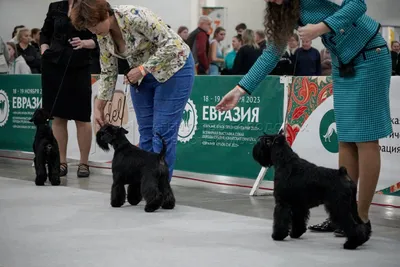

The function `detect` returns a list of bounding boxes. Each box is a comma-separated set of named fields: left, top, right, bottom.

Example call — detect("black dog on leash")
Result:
left=96, top=123, right=175, bottom=212
left=29, top=108, right=61, bottom=186
left=252, top=133, right=370, bottom=250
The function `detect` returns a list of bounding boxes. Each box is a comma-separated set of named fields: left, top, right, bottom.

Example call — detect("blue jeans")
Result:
left=130, top=54, right=195, bottom=181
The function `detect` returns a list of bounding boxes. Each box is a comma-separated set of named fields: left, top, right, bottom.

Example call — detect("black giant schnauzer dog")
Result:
left=252, top=133, right=370, bottom=250
left=96, top=123, right=175, bottom=212
left=30, top=108, right=61, bottom=186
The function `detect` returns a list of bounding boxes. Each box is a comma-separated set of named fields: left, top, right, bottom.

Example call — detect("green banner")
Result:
left=0, top=75, right=42, bottom=152
left=175, top=76, right=284, bottom=180
left=0, top=75, right=283, bottom=181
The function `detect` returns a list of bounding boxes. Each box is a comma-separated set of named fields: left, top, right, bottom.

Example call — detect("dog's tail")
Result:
left=156, top=132, right=167, bottom=161
left=339, top=166, right=354, bottom=182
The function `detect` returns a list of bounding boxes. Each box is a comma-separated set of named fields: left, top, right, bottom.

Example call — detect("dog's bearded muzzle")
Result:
left=96, top=129, right=111, bottom=151
left=252, top=138, right=273, bottom=167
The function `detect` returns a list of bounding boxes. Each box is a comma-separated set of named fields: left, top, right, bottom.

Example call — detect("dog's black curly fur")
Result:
left=29, top=108, right=61, bottom=186
left=253, top=133, right=370, bottom=250
left=96, top=123, right=175, bottom=212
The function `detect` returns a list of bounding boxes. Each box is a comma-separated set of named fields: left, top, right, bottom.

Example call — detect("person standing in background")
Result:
left=187, top=16, right=212, bottom=75
left=208, top=27, right=226, bottom=75
left=177, top=26, right=189, bottom=41
left=229, top=29, right=262, bottom=75
left=235, top=23, right=247, bottom=36
left=0, top=36, right=10, bottom=74
left=391, top=41, right=400, bottom=75
left=294, top=39, right=321, bottom=76
left=223, top=35, right=242, bottom=72
left=6, top=42, right=31, bottom=74
left=271, top=33, right=299, bottom=75
left=320, top=48, right=332, bottom=76
left=255, top=30, right=267, bottom=50
left=30, top=28, right=41, bottom=52
left=16, top=27, right=41, bottom=73
left=9, top=25, right=25, bottom=43
left=40, top=0, right=98, bottom=178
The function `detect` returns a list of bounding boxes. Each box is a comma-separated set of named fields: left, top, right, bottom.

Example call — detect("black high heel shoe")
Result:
left=308, top=218, right=336, bottom=232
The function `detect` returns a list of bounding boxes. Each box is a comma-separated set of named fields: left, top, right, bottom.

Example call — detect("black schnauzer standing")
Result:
left=252, top=133, right=370, bottom=250
left=96, top=123, right=175, bottom=212
left=29, top=108, right=61, bottom=186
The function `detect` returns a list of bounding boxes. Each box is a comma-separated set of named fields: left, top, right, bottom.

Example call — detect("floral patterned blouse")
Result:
left=97, top=5, right=191, bottom=100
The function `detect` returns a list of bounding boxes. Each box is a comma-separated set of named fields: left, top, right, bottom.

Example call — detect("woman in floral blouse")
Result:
left=71, top=0, right=195, bottom=182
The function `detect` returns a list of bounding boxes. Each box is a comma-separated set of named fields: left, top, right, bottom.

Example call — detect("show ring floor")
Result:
left=1, top=176, right=400, bottom=267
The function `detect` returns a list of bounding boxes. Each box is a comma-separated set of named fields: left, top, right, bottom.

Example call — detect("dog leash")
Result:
left=119, top=82, right=129, bottom=128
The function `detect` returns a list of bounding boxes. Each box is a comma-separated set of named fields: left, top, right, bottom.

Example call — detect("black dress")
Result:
left=40, top=1, right=98, bottom=122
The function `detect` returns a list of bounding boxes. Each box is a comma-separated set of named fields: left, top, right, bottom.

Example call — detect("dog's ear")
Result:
left=119, top=127, right=129, bottom=135
left=275, top=134, right=286, bottom=145
left=30, top=109, right=38, bottom=122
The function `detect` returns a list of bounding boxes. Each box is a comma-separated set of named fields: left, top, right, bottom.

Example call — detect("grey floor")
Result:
left=1, top=159, right=400, bottom=267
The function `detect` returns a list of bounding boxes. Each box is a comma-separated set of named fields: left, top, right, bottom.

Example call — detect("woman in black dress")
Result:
left=40, top=0, right=98, bottom=178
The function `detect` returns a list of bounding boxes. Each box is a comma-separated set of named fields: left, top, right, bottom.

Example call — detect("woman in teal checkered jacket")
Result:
left=217, top=0, right=392, bottom=236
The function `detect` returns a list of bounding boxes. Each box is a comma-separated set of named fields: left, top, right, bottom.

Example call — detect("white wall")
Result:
left=0, top=0, right=399, bottom=50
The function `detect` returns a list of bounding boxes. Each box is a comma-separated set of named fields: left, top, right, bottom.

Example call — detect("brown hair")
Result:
left=264, top=0, right=300, bottom=48
left=70, top=0, right=111, bottom=30
left=213, top=27, right=226, bottom=39
left=233, top=35, right=243, bottom=43
left=6, top=42, right=18, bottom=59
left=289, top=33, right=299, bottom=42
left=177, top=26, right=188, bottom=34
left=31, top=28, right=40, bottom=36
left=235, top=23, right=247, bottom=31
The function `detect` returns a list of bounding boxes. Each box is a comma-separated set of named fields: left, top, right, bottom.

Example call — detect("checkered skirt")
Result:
left=332, top=34, right=393, bottom=142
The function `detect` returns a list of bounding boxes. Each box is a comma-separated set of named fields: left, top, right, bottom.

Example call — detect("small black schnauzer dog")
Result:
left=29, top=108, right=61, bottom=186
left=253, top=133, right=370, bottom=250
left=96, top=123, right=175, bottom=212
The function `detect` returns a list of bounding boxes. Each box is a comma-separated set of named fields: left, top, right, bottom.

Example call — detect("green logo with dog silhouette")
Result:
left=178, top=98, right=198, bottom=143
left=319, top=109, right=338, bottom=153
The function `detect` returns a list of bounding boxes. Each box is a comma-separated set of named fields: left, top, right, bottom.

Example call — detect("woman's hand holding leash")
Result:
left=124, top=66, right=148, bottom=85
left=216, top=86, right=246, bottom=112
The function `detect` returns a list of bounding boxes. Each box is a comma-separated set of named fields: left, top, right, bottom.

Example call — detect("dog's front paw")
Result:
left=127, top=185, right=142, bottom=206
left=111, top=198, right=125, bottom=208
left=161, top=193, right=175, bottom=210
left=35, top=175, right=47, bottom=186
left=50, top=176, right=61, bottom=186
left=272, top=231, right=289, bottom=241
left=144, top=205, right=159, bottom=212
left=343, top=239, right=363, bottom=250
left=290, top=227, right=307, bottom=239
left=343, top=224, right=370, bottom=250
left=144, top=195, right=163, bottom=212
